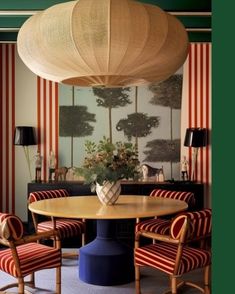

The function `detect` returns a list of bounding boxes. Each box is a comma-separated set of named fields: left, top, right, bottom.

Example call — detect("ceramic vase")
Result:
left=96, top=180, right=121, bottom=205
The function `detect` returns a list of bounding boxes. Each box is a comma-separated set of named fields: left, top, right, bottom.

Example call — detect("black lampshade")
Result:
left=14, top=126, right=36, bottom=146
left=184, top=128, right=207, bottom=148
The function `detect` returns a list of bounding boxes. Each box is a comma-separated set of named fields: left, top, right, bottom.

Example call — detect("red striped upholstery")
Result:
left=0, top=242, right=61, bottom=278
left=28, top=189, right=69, bottom=203
left=135, top=242, right=211, bottom=275
left=0, top=213, right=24, bottom=241
left=135, top=209, right=211, bottom=293
left=180, top=208, right=211, bottom=239
left=135, top=218, right=170, bottom=234
left=150, top=189, right=195, bottom=209
left=28, top=189, right=85, bottom=240
left=37, top=219, right=85, bottom=238
left=136, top=189, right=195, bottom=235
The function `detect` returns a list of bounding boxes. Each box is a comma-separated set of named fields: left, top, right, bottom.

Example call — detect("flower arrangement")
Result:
left=76, top=137, right=140, bottom=185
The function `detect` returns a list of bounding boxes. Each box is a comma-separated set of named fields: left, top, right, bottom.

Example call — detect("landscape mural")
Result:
left=59, top=72, right=183, bottom=180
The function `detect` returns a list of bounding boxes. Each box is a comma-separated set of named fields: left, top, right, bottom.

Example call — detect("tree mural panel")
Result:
left=144, top=139, right=180, bottom=162
left=92, top=87, right=131, bottom=142
left=59, top=105, right=96, bottom=137
left=116, top=112, right=160, bottom=141
left=59, top=75, right=183, bottom=180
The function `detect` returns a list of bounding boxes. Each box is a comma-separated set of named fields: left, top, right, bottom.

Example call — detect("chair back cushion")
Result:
left=28, top=189, right=69, bottom=203
left=182, top=208, right=211, bottom=239
left=150, top=189, right=195, bottom=209
left=0, top=213, right=24, bottom=241
left=170, top=208, right=212, bottom=240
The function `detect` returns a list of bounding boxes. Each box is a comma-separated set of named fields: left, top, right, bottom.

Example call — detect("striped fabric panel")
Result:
left=135, top=218, right=171, bottom=234
left=0, top=242, right=61, bottom=277
left=181, top=43, right=211, bottom=207
left=37, top=219, right=85, bottom=238
left=28, top=189, right=69, bottom=203
left=179, top=208, right=212, bottom=239
left=37, top=77, right=59, bottom=182
left=135, top=242, right=211, bottom=275
left=0, top=213, right=24, bottom=240
left=0, top=44, right=15, bottom=214
left=150, top=189, right=195, bottom=209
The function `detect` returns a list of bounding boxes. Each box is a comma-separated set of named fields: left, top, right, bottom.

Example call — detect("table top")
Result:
left=28, top=195, right=188, bottom=220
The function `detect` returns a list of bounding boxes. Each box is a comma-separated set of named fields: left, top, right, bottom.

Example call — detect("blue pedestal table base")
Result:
left=79, top=219, right=134, bottom=286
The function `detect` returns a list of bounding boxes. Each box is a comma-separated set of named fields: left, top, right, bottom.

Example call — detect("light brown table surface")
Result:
left=28, top=195, right=188, bottom=219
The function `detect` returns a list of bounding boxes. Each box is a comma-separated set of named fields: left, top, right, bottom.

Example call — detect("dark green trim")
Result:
left=0, top=32, right=18, bottom=42
left=139, top=0, right=211, bottom=11
left=0, top=16, right=28, bottom=28
left=0, top=0, right=211, bottom=12
left=0, top=0, right=66, bottom=10
left=187, top=32, right=211, bottom=42
left=178, top=16, right=211, bottom=29
left=0, top=31, right=211, bottom=43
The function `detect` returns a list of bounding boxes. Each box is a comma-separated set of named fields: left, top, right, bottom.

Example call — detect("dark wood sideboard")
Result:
left=27, top=180, right=204, bottom=246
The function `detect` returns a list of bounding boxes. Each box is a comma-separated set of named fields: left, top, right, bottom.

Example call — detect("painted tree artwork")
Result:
left=59, top=105, right=96, bottom=137
left=116, top=112, right=160, bottom=141
left=147, top=74, right=183, bottom=178
left=92, top=87, right=131, bottom=142
left=144, top=139, right=180, bottom=162
left=149, top=74, right=182, bottom=109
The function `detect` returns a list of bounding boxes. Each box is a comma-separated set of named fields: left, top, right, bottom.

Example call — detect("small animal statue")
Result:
left=141, top=164, right=161, bottom=180
left=54, top=166, right=68, bottom=181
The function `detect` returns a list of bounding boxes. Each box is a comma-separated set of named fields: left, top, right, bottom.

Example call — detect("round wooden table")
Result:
left=29, top=195, right=188, bottom=286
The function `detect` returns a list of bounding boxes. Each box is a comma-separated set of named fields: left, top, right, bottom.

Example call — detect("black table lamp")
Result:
left=14, top=126, right=37, bottom=181
left=184, top=128, right=207, bottom=181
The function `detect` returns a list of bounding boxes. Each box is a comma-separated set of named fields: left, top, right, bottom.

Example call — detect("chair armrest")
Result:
left=135, top=230, right=179, bottom=247
left=16, top=229, right=60, bottom=245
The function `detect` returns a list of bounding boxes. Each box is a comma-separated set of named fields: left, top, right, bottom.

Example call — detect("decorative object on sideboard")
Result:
left=184, top=128, right=207, bottom=181
left=76, top=136, right=140, bottom=205
left=54, top=166, right=68, bottom=181
left=34, top=151, right=42, bottom=183
left=181, top=155, right=189, bottom=181
left=13, top=126, right=36, bottom=181
left=158, top=166, right=165, bottom=182
left=17, top=0, right=189, bottom=88
left=140, top=164, right=162, bottom=182
left=48, top=150, right=57, bottom=182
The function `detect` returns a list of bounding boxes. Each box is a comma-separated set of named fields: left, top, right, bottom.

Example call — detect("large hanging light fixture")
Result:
left=17, top=0, right=189, bottom=87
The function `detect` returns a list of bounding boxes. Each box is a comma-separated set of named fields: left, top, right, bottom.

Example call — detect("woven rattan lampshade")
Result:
left=17, top=0, right=189, bottom=87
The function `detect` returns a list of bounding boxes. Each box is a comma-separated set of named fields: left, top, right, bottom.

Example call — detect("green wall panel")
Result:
left=0, top=16, right=28, bottom=28
left=0, top=0, right=211, bottom=12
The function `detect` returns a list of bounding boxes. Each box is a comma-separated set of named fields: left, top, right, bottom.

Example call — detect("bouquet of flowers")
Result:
left=76, top=136, right=140, bottom=185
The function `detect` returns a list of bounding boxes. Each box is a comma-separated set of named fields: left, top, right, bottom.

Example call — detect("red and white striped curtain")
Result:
left=181, top=43, right=212, bottom=207
left=0, top=44, right=16, bottom=213
left=36, top=77, right=59, bottom=181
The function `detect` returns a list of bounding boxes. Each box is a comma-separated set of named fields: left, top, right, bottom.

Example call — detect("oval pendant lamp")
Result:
left=17, top=0, right=189, bottom=87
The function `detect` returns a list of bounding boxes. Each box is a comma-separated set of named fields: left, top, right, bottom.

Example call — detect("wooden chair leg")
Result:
left=27, top=273, right=35, bottom=288
left=82, top=232, right=85, bottom=246
left=204, top=265, right=211, bottom=294
left=171, top=276, right=178, bottom=294
left=18, top=277, right=24, bottom=294
left=56, top=266, right=61, bottom=294
left=135, top=265, right=141, bottom=294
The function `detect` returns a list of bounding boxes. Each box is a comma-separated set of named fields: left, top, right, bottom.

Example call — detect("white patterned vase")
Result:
left=96, top=180, right=121, bottom=205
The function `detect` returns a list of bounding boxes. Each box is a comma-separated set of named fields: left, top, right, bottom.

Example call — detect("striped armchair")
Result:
left=135, top=189, right=195, bottom=236
left=135, top=208, right=212, bottom=294
left=28, top=189, right=86, bottom=257
left=0, top=213, right=61, bottom=294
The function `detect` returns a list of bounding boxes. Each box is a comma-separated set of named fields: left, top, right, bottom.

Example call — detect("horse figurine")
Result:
left=54, top=166, right=68, bottom=181
left=140, top=164, right=162, bottom=180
